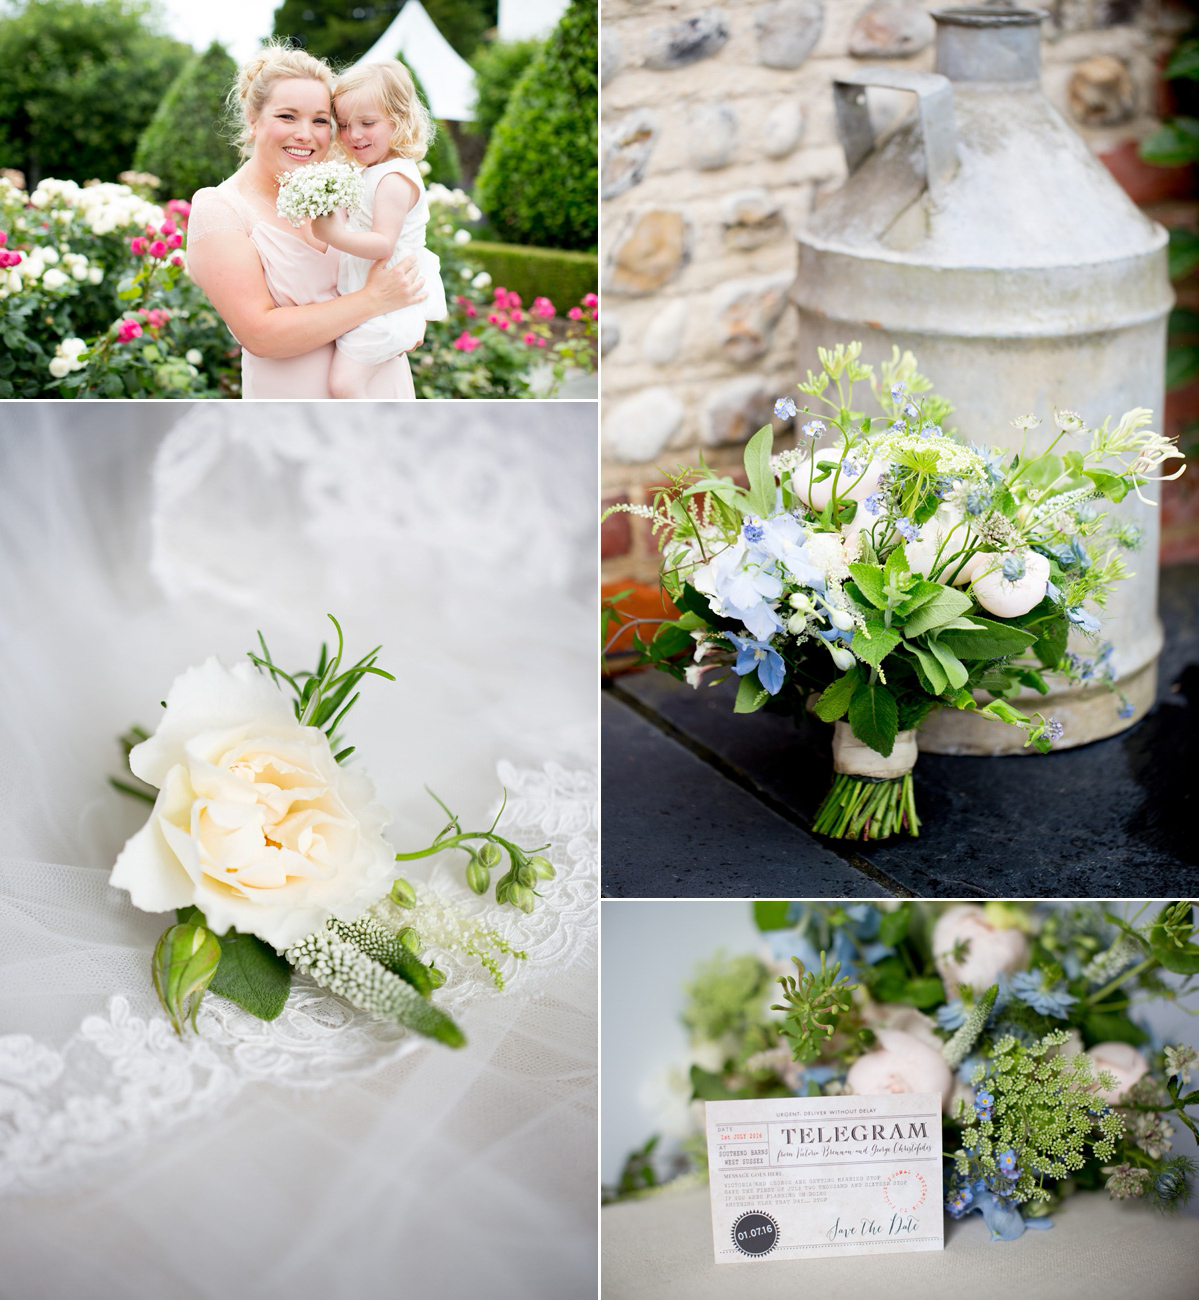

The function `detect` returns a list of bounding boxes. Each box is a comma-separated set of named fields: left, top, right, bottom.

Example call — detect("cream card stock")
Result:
left=705, top=1092, right=944, bottom=1264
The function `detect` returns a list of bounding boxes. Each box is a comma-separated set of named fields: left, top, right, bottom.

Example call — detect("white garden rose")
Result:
left=845, top=1028, right=954, bottom=1113
left=110, top=657, right=397, bottom=950
left=932, top=904, right=1029, bottom=995
left=1086, top=1041, right=1149, bottom=1104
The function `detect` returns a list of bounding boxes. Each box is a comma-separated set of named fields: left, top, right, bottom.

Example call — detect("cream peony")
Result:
left=845, top=1028, right=954, bottom=1113
left=933, top=904, right=1029, bottom=995
left=1086, top=1041, right=1150, bottom=1104
left=110, top=657, right=396, bottom=950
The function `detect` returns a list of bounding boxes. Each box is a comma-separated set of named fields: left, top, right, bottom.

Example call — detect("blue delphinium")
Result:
left=727, top=631, right=786, bottom=695
left=1009, top=969, right=1077, bottom=1018
left=775, top=396, right=797, bottom=420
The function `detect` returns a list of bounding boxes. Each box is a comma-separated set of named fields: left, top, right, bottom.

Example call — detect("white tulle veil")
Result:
left=0, top=403, right=597, bottom=1298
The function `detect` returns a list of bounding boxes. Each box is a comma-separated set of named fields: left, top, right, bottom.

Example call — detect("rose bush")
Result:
left=932, top=905, right=1030, bottom=996
left=110, top=658, right=396, bottom=949
left=845, top=1027, right=954, bottom=1112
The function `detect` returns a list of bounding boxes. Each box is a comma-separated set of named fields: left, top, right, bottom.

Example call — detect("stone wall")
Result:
left=600, top=0, right=1193, bottom=589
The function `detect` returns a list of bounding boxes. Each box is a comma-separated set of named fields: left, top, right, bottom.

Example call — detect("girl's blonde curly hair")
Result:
left=332, top=61, right=433, bottom=162
left=228, top=41, right=336, bottom=160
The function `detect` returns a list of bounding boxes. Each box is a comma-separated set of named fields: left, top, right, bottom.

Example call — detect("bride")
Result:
left=187, top=45, right=427, bottom=399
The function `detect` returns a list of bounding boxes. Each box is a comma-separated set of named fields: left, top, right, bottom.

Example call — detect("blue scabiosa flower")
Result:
left=775, top=396, right=797, bottom=420
left=975, top=1089, right=995, bottom=1121
left=896, top=517, right=920, bottom=543
left=727, top=632, right=786, bottom=695
left=998, top=1149, right=1020, bottom=1180
left=1009, top=969, right=1077, bottom=1018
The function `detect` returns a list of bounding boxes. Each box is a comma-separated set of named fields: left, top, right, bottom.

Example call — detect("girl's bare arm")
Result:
left=312, top=172, right=418, bottom=262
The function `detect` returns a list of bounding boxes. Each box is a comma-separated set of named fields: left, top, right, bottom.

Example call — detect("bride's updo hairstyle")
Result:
left=332, top=61, right=434, bottom=161
left=229, top=41, right=336, bottom=158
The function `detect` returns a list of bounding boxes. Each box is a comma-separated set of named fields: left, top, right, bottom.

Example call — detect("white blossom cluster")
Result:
left=0, top=242, right=103, bottom=300
left=426, top=183, right=482, bottom=221
left=48, top=337, right=88, bottom=378
left=275, top=161, right=364, bottom=227
left=286, top=925, right=432, bottom=1022
left=27, top=179, right=164, bottom=234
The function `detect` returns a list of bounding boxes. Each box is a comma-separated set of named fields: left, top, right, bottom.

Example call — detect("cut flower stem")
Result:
left=812, top=772, right=920, bottom=840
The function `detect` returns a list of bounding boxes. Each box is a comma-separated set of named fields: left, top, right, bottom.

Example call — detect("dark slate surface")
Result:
left=601, top=565, right=1199, bottom=899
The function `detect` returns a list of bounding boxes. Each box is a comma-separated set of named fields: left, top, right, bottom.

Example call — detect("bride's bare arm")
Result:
left=187, top=229, right=426, bottom=359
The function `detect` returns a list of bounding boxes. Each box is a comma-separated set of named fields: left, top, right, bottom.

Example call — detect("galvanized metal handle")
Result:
left=833, top=69, right=958, bottom=204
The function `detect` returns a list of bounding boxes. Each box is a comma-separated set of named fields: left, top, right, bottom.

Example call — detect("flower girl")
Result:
left=313, top=61, right=448, bottom=399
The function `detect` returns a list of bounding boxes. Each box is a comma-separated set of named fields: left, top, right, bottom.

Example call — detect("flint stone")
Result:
left=607, top=209, right=692, bottom=296
left=755, top=0, right=824, bottom=70
left=763, top=100, right=805, bottom=157
left=712, top=275, right=791, bottom=363
left=601, top=27, right=623, bottom=86
left=602, top=111, right=659, bottom=200
left=603, top=388, right=687, bottom=464
left=849, top=0, right=934, bottom=59
left=643, top=299, right=689, bottom=365
left=601, top=314, right=621, bottom=356
left=1069, top=55, right=1135, bottom=126
left=721, top=189, right=787, bottom=249
left=703, top=377, right=778, bottom=446
left=644, top=9, right=730, bottom=70
left=689, top=103, right=738, bottom=170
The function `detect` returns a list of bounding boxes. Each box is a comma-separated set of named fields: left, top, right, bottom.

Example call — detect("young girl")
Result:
left=313, top=62, right=447, bottom=399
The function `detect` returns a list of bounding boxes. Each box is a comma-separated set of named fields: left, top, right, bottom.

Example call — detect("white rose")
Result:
left=88, top=267, right=104, bottom=284
left=453, top=228, right=472, bottom=244
left=41, top=268, right=68, bottom=290
left=110, top=657, right=396, bottom=950
left=47, top=356, right=71, bottom=378
left=185, top=348, right=203, bottom=365
left=845, top=1028, right=954, bottom=1113
left=60, top=337, right=87, bottom=359
left=932, top=904, right=1029, bottom=995
left=40, top=245, right=59, bottom=264
left=471, top=270, right=492, bottom=289
left=1086, top=1041, right=1149, bottom=1104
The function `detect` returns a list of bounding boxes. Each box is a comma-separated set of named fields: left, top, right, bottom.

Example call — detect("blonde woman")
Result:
left=315, top=61, right=448, bottom=399
left=187, top=44, right=427, bottom=399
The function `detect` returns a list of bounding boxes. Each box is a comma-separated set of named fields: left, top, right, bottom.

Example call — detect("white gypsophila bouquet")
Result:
left=275, top=160, right=364, bottom=227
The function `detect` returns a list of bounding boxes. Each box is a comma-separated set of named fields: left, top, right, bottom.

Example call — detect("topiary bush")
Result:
left=473, top=0, right=597, bottom=252
left=134, top=42, right=242, bottom=202
left=466, top=39, right=541, bottom=140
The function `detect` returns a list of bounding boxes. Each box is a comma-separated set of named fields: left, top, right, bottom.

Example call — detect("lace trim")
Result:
left=0, top=760, right=595, bottom=1197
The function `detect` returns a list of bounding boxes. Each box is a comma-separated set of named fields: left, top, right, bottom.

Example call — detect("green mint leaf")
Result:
left=847, top=563, right=887, bottom=610
left=853, top=625, right=901, bottom=669
left=209, top=930, right=292, bottom=1021
left=936, top=617, right=1039, bottom=660
left=926, top=638, right=970, bottom=691
left=908, top=643, right=949, bottom=696
left=814, top=666, right=861, bottom=720
left=901, top=586, right=974, bottom=638
left=848, top=678, right=899, bottom=757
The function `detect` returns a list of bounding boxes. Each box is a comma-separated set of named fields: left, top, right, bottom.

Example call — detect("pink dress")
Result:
left=187, top=179, right=414, bottom=399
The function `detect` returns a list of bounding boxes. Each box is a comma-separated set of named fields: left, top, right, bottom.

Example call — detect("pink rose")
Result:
left=170, top=255, right=184, bottom=268
left=130, top=237, right=148, bottom=256
left=1087, top=1042, right=1149, bottom=1103
left=148, top=239, right=168, bottom=259
left=568, top=306, right=583, bottom=321
left=452, top=332, right=481, bottom=353
left=532, top=295, right=555, bottom=319
left=117, top=320, right=143, bottom=344
left=523, top=332, right=536, bottom=346
left=583, top=292, right=598, bottom=309
left=160, top=219, right=176, bottom=236
left=933, top=904, right=1029, bottom=995
left=846, top=1028, right=954, bottom=1113
left=167, top=232, right=183, bottom=250
left=0, top=230, right=6, bottom=248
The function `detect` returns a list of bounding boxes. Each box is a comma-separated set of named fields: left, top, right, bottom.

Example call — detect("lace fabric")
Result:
left=0, top=406, right=598, bottom=1296
left=186, top=183, right=259, bottom=244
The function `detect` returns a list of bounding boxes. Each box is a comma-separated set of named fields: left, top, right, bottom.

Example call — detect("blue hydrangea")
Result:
left=774, top=396, right=797, bottom=420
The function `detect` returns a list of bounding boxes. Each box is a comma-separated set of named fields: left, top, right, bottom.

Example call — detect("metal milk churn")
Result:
left=792, top=6, right=1173, bottom=755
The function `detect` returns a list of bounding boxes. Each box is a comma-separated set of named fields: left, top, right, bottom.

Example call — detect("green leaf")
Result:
left=743, top=424, right=776, bottom=519
left=1169, top=228, right=1199, bottom=282
left=1165, top=38, right=1199, bottom=81
left=892, top=579, right=944, bottom=620
left=384, top=978, right=466, bottom=1047
left=848, top=678, right=899, bottom=757
left=814, top=667, right=861, bottom=721
left=895, top=977, right=946, bottom=1009
left=1033, top=615, right=1069, bottom=670
left=733, top=673, right=768, bottom=714
left=901, top=586, right=974, bottom=638
left=847, top=563, right=887, bottom=610
left=884, top=544, right=910, bottom=588
left=1021, top=454, right=1061, bottom=490
left=877, top=902, right=911, bottom=946
left=936, top=618, right=1038, bottom=660
left=1167, top=345, right=1199, bottom=391
left=754, top=901, right=794, bottom=931
left=908, top=643, right=948, bottom=695
left=1150, top=930, right=1199, bottom=975
left=854, top=624, right=901, bottom=668
left=1141, top=117, right=1199, bottom=168
left=1083, top=468, right=1129, bottom=503
left=1081, top=1011, right=1149, bottom=1049
left=651, top=623, right=694, bottom=658
left=926, top=638, right=970, bottom=691
left=207, top=929, right=292, bottom=1021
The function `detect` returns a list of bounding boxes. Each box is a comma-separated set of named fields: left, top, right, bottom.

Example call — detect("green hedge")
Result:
left=467, top=241, right=596, bottom=311
left=135, top=42, right=241, bottom=202
left=474, top=0, right=597, bottom=251
left=398, top=56, right=462, bottom=188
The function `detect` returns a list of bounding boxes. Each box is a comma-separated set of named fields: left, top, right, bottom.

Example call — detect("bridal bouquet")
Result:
left=110, top=618, right=555, bottom=1044
left=275, top=160, right=364, bottom=226
left=610, top=900, right=1199, bottom=1240
left=604, top=344, right=1184, bottom=839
